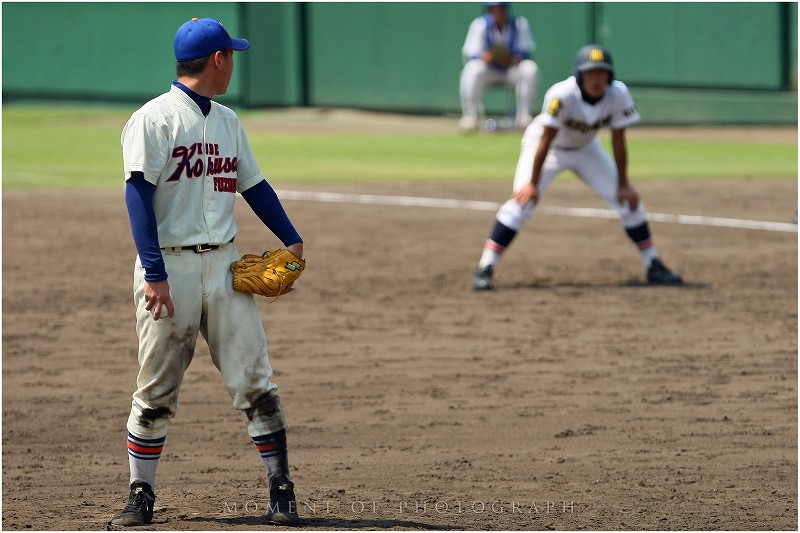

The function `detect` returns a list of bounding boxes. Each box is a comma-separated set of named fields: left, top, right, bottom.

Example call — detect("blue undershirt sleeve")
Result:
left=240, top=180, right=303, bottom=247
left=125, top=172, right=168, bottom=281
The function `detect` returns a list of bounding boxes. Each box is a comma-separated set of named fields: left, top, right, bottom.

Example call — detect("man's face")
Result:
left=488, top=4, right=507, bottom=24
left=581, top=68, right=611, bottom=99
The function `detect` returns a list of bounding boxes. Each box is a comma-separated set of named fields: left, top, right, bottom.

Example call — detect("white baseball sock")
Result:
left=127, top=432, right=165, bottom=489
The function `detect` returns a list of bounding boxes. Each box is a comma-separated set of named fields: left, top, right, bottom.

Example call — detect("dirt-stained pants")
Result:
left=126, top=242, right=286, bottom=441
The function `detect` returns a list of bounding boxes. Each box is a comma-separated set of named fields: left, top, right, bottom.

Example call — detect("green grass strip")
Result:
left=3, top=105, right=795, bottom=189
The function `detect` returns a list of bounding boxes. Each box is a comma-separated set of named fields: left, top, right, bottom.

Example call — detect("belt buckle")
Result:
left=194, top=243, right=213, bottom=253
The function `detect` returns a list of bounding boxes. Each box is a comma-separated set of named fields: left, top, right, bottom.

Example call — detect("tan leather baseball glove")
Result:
left=231, top=249, right=306, bottom=301
left=490, top=44, right=513, bottom=67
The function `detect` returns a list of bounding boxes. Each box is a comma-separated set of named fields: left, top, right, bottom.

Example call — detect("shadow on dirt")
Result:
left=507, top=279, right=711, bottom=290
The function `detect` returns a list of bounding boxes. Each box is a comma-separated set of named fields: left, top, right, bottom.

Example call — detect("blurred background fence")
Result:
left=3, top=2, right=797, bottom=124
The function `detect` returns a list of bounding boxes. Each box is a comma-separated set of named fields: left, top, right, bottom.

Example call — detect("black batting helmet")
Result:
left=574, top=44, right=614, bottom=85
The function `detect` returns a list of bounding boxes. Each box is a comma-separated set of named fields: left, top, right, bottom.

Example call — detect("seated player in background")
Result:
left=458, top=1, right=539, bottom=132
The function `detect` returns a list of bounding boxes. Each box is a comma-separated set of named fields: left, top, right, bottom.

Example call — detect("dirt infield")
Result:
left=2, top=176, right=797, bottom=530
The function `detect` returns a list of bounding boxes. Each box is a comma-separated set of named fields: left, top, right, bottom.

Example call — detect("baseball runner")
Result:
left=472, top=44, right=683, bottom=290
left=111, top=18, right=303, bottom=527
left=459, top=1, right=539, bottom=132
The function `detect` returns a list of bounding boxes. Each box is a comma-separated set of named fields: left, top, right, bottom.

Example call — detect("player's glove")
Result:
left=230, top=248, right=306, bottom=301
left=489, top=44, right=513, bottom=67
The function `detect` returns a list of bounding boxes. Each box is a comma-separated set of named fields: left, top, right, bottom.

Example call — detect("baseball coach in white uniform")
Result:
left=459, top=1, right=539, bottom=131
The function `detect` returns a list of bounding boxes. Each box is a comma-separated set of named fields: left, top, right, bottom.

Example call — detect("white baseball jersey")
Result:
left=497, top=76, right=648, bottom=232
left=526, top=76, right=640, bottom=149
left=121, top=86, right=264, bottom=248
left=121, top=85, right=287, bottom=443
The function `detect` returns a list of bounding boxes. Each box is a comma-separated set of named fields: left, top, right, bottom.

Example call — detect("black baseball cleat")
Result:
left=109, top=482, right=155, bottom=527
left=647, top=258, right=683, bottom=285
left=472, top=265, right=495, bottom=291
left=265, top=475, right=300, bottom=526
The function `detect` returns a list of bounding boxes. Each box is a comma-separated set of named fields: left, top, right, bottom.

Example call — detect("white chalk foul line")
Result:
left=275, top=190, right=500, bottom=211
left=275, top=189, right=798, bottom=234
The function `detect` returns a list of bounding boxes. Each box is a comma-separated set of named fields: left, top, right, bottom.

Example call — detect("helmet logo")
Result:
left=589, top=49, right=605, bottom=62
left=547, top=97, right=562, bottom=117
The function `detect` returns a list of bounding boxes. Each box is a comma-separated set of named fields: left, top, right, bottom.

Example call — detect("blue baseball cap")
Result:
left=174, top=17, right=250, bottom=62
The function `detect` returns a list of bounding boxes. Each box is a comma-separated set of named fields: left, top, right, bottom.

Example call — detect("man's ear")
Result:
left=213, top=50, right=225, bottom=69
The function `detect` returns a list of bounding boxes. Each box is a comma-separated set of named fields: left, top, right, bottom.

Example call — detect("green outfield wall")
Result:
left=3, top=2, right=797, bottom=124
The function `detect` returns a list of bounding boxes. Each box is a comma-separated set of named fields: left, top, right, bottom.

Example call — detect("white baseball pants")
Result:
left=459, top=59, right=539, bottom=122
left=127, top=242, right=286, bottom=440
left=496, top=133, right=649, bottom=231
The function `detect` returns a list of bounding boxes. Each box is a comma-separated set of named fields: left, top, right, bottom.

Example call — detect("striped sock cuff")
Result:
left=625, top=222, right=652, bottom=250
left=485, top=240, right=506, bottom=254
left=127, top=432, right=165, bottom=461
left=252, top=430, right=287, bottom=460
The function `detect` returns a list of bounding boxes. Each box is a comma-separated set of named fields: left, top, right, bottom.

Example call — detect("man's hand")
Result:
left=513, top=182, right=539, bottom=207
left=617, top=184, right=640, bottom=211
left=284, top=243, right=304, bottom=292
left=144, top=279, right=173, bottom=320
left=286, top=242, right=303, bottom=260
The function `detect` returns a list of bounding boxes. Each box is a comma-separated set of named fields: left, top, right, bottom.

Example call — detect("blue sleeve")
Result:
left=240, top=180, right=303, bottom=247
left=125, top=172, right=167, bottom=281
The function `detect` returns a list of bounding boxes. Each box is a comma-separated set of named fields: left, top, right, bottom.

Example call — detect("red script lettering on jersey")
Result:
left=166, top=143, right=237, bottom=182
